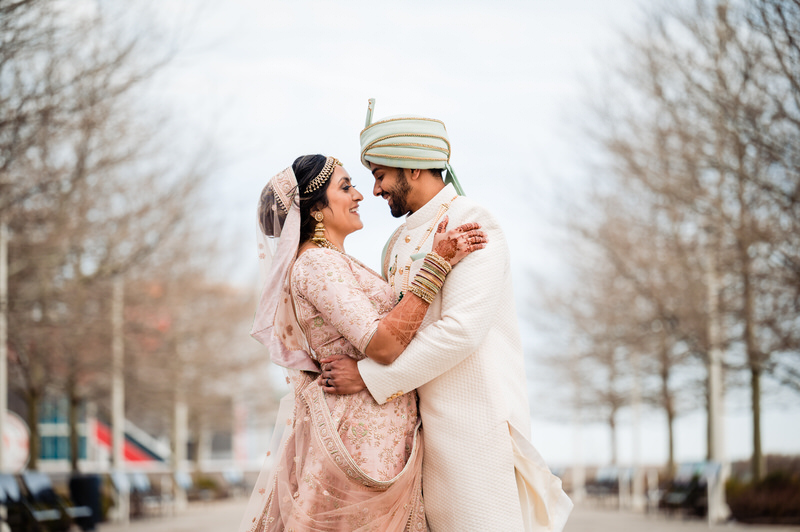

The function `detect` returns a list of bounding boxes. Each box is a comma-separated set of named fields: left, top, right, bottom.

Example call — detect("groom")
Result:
left=320, top=100, right=572, bottom=531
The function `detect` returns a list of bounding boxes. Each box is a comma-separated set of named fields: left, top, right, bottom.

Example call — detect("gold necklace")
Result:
left=399, top=195, right=458, bottom=291
left=314, top=237, right=345, bottom=254
left=313, top=238, right=383, bottom=280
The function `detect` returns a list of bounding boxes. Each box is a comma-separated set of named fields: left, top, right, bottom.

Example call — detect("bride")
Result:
left=239, top=154, right=487, bottom=532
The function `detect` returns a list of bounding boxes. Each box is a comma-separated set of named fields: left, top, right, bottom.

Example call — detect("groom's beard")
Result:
left=387, top=169, right=411, bottom=218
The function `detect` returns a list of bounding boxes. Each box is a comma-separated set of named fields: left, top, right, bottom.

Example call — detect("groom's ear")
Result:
left=408, top=168, right=422, bottom=181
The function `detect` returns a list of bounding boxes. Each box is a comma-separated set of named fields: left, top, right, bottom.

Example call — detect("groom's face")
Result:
left=370, top=163, right=411, bottom=218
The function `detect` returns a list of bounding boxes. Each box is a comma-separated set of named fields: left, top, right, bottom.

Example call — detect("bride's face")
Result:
left=320, top=166, right=364, bottom=241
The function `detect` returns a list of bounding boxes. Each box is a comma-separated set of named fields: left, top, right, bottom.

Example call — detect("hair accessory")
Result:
left=304, top=156, right=342, bottom=194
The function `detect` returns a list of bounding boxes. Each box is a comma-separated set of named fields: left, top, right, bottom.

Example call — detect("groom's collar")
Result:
left=406, top=183, right=458, bottom=230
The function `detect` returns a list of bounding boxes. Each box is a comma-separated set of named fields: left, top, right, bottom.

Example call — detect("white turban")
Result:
left=359, top=99, right=464, bottom=195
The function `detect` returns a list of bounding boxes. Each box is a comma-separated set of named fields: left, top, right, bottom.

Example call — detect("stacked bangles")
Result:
left=408, top=252, right=452, bottom=304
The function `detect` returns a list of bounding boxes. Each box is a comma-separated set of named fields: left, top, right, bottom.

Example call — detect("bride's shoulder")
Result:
left=294, top=246, right=348, bottom=272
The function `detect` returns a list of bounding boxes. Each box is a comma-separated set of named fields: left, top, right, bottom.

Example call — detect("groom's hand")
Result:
left=318, top=354, right=366, bottom=394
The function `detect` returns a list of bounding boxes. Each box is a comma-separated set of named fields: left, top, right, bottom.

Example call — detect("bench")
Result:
left=21, top=471, right=93, bottom=530
left=659, top=461, right=716, bottom=518
left=128, top=472, right=171, bottom=517
left=0, top=472, right=66, bottom=531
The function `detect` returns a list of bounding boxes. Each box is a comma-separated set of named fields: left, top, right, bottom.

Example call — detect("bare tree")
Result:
left=575, top=0, right=800, bottom=482
left=1, top=1, right=211, bottom=470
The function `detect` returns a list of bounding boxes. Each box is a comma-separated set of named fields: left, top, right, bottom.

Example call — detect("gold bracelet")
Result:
left=421, top=264, right=446, bottom=284
left=416, top=277, right=439, bottom=294
left=409, top=284, right=436, bottom=304
left=417, top=266, right=442, bottom=284
left=409, top=253, right=450, bottom=305
left=426, top=252, right=452, bottom=274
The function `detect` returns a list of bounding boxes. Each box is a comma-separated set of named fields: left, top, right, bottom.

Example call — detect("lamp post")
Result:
left=570, top=348, right=586, bottom=504
left=0, top=218, right=8, bottom=473
left=631, top=350, right=645, bottom=511
left=111, top=276, right=125, bottom=470
left=705, top=228, right=729, bottom=524
left=172, top=342, right=188, bottom=512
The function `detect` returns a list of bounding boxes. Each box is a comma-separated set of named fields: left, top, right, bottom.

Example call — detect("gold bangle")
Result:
left=420, top=263, right=446, bottom=283
left=416, top=267, right=440, bottom=284
left=415, top=277, right=439, bottom=293
left=408, top=284, right=435, bottom=304
left=426, top=252, right=452, bottom=274
left=414, top=267, right=443, bottom=291
left=422, top=257, right=447, bottom=280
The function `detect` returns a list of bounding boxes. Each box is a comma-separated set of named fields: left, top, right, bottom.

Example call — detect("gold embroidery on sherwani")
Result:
left=383, top=226, right=405, bottom=281
left=396, top=195, right=458, bottom=293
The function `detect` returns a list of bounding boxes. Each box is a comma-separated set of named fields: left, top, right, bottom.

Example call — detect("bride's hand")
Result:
left=431, top=215, right=488, bottom=267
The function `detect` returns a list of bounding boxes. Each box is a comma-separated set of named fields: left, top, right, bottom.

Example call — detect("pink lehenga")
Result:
left=243, top=247, right=426, bottom=532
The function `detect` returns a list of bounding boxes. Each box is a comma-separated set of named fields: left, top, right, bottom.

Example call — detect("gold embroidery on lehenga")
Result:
left=257, top=251, right=426, bottom=531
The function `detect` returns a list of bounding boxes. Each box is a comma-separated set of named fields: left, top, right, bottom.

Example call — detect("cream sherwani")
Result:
left=358, top=184, right=572, bottom=532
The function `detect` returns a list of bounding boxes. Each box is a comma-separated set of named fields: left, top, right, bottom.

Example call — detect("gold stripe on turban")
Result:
left=360, top=99, right=464, bottom=195
left=360, top=116, right=451, bottom=170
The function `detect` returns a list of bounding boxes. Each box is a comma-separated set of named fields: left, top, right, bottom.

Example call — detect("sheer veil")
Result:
left=251, top=166, right=317, bottom=372
left=239, top=167, right=317, bottom=532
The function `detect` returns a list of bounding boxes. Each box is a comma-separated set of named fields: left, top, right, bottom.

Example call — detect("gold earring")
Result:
left=312, top=212, right=325, bottom=244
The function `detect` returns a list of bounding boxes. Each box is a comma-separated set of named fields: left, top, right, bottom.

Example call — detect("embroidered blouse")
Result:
left=291, top=248, right=396, bottom=359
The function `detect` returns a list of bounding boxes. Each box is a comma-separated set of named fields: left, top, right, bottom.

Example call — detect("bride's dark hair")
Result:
left=292, top=154, right=332, bottom=243
left=257, top=154, right=333, bottom=240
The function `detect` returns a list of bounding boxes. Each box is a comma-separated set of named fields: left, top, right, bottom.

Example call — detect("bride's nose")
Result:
left=354, top=188, right=364, bottom=201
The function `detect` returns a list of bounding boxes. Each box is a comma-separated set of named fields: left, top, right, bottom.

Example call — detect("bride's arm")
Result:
left=363, top=217, right=486, bottom=365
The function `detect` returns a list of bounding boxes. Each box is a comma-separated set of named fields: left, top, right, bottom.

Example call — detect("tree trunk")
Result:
left=609, top=412, right=618, bottom=466
left=26, top=391, right=39, bottom=470
left=751, top=365, right=764, bottom=481
left=705, top=371, right=712, bottom=461
left=68, top=376, right=80, bottom=472
left=740, top=236, right=764, bottom=482
left=195, top=423, right=206, bottom=473
left=742, top=263, right=764, bottom=481
left=661, top=375, right=676, bottom=477
left=660, top=330, right=676, bottom=478
left=666, top=404, right=675, bottom=478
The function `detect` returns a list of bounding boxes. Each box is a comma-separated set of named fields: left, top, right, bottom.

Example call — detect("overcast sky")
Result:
left=148, top=0, right=800, bottom=467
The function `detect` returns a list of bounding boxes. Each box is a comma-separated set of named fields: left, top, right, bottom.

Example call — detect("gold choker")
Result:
left=314, top=238, right=344, bottom=254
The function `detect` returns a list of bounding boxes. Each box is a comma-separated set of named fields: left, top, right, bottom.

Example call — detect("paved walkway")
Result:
left=565, top=505, right=800, bottom=532
left=98, top=497, right=249, bottom=532
left=97, top=498, right=800, bottom=531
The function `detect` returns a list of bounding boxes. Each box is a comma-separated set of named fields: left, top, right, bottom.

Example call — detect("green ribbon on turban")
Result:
left=444, top=162, right=464, bottom=196
left=360, top=98, right=465, bottom=196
